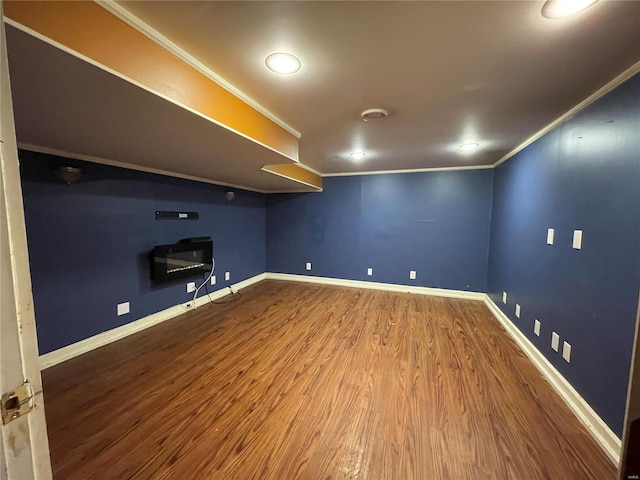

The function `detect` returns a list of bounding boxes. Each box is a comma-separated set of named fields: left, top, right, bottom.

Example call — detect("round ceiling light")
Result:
left=459, top=143, right=480, bottom=151
left=265, top=52, right=301, bottom=74
left=350, top=152, right=366, bottom=160
left=541, top=0, right=598, bottom=18
left=360, top=108, right=389, bottom=121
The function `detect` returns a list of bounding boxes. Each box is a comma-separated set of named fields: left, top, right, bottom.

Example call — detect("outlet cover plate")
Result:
left=225, top=272, right=230, bottom=281
left=547, top=228, right=555, bottom=245
left=534, top=319, right=541, bottom=336
left=367, top=268, right=373, bottom=276
left=502, top=292, right=507, bottom=304
left=551, top=332, right=560, bottom=352
left=117, top=302, right=130, bottom=316
left=515, top=304, right=521, bottom=318
left=563, top=342, right=572, bottom=363
left=306, top=262, right=312, bottom=271
left=187, top=282, right=196, bottom=293
left=573, top=230, right=583, bottom=250
left=409, top=270, right=416, bottom=280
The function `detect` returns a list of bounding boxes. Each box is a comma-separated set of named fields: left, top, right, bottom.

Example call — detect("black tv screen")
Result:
left=151, top=238, right=212, bottom=283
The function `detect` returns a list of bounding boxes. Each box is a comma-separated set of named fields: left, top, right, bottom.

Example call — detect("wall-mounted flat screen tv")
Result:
left=151, top=238, right=212, bottom=283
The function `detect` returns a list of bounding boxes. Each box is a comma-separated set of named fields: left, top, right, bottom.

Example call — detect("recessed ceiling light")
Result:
left=541, top=0, right=598, bottom=19
left=265, top=52, right=301, bottom=74
left=350, top=152, right=366, bottom=160
left=360, top=108, right=389, bottom=121
left=459, top=143, right=479, bottom=151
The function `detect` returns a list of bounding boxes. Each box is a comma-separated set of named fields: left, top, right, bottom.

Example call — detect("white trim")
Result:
left=39, top=273, right=266, bottom=370
left=295, top=162, right=324, bottom=177
left=35, top=268, right=622, bottom=464
left=4, top=18, right=299, bottom=164
left=7, top=14, right=640, bottom=179
left=95, top=1, right=301, bottom=139
left=264, top=273, right=485, bottom=300
left=323, top=164, right=494, bottom=177
left=260, top=166, right=322, bottom=191
left=17, top=143, right=274, bottom=194
left=493, top=59, right=640, bottom=168
left=483, top=294, right=621, bottom=464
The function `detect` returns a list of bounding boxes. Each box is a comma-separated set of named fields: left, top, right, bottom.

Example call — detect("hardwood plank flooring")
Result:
left=42, top=280, right=617, bottom=479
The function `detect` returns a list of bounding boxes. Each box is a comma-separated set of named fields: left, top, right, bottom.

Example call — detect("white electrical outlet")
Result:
left=306, top=262, right=312, bottom=271
left=551, top=332, right=560, bottom=352
left=547, top=228, right=555, bottom=245
left=515, top=304, right=521, bottom=318
left=534, top=319, right=541, bottom=336
left=117, top=302, right=130, bottom=316
left=409, top=270, right=416, bottom=280
left=367, top=268, right=373, bottom=276
left=187, top=282, right=196, bottom=293
left=562, top=341, right=572, bottom=363
left=225, top=271, right=230, bottom=281
left=211, top=275, right=216, bottom=286
left=573, top=230, right=583, bottom=250
left=502, top=292, right=507, bottom=304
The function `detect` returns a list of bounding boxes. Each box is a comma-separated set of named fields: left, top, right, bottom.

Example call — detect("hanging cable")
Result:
left=192, top=255, right=215, bottom=308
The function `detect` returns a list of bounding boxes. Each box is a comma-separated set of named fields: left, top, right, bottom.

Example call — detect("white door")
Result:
left=0, top=2, right=52, bottom=478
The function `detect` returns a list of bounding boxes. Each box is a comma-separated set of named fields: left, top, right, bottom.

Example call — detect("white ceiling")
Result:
left=118, top=0, right=640, bottom=174
left=6, top=25, right=312, bottom=193
left=5, top=1, right=640, bottom=191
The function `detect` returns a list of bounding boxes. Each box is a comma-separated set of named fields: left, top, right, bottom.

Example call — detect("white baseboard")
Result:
left=483, top=295, right=621, bottom=464
left=39, top=273, right=266, bottom=370
left=37, top=271, right=621, bottom=465
left=265, top=272, right=486, bottom=300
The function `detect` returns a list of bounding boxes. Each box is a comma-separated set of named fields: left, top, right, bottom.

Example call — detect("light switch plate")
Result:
left=562, top=341, right=571, bottom=363
left=547, top=228, right=555, bottom=245
left=211, top=275, right=216, bottom=286
left=573, top=230, right=583, bottom=250
left=225, top=272, right=230, bottom=281
left=187, top=282, right=196, bottom=293
left=534, top=319, right=541, bottom=336
left=515, top=304, right=521, bottom=318
left=502, top=292, right=507, bottom=304
left=367, top=268, right=373, bottom=276
left=409, top=270, right=416, bottom=280
left=551, top=332, right=560, bottom=352
left=306, top=262, right=312, bottom=271
left=117, top=302, right=130, bottom=316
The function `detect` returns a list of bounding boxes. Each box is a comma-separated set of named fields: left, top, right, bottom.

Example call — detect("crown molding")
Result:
left=493, top=59, right=640, bottom=168
left=95, top=0, right=301, bottom=140
left=17, top=143, right=272, bottom=194
left=323, top=164, right=494, bottom=177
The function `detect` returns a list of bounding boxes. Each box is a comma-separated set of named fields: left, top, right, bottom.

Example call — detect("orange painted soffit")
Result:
left=4, top=1, right=299, bottom=161
left=261, top=164, right=322, bottom=191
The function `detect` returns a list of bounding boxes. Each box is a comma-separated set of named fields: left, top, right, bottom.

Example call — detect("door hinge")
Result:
left=1, top=382, right=33, bottom=425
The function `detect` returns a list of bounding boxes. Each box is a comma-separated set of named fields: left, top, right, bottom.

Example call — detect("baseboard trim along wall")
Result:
left=483, top=295, right=621, bottom=464
left=38, top=271, right=621, bottom=464
left=264, top=272, right=486, bottom=300
left=39, top=273, right=266, bottom=370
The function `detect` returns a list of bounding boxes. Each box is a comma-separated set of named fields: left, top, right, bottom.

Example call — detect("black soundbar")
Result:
left=155, top=211, right=199, bottom=220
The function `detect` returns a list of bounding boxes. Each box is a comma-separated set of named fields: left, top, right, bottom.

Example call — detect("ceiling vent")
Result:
left=360, top=108, right=388, bottom=121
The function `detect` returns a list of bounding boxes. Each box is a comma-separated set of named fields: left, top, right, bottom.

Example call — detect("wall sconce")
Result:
left=54, top=166, right=84, bottom=185
left=225, top=191, right=235, bottom=202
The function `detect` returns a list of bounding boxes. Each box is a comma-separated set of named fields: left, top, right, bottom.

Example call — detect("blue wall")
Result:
left=20, top=150, right=266, bottom=354
left=487, top=74, right=640, bottom=436
left=19, top=74, right=640, bottom=439
left=267, top=170, right=494, bottom=292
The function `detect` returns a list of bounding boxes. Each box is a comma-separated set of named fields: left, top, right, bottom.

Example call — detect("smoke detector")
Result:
left=360, top=108, right=388, bottom=121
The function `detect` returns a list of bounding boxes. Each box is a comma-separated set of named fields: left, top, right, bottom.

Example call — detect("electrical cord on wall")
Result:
left=202, top=271, right=243, bottom=305
left=192, top=255, right=215, bottom=308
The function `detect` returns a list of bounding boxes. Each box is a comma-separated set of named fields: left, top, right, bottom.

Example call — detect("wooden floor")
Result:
left=42, top=281, right=616, bottom=479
